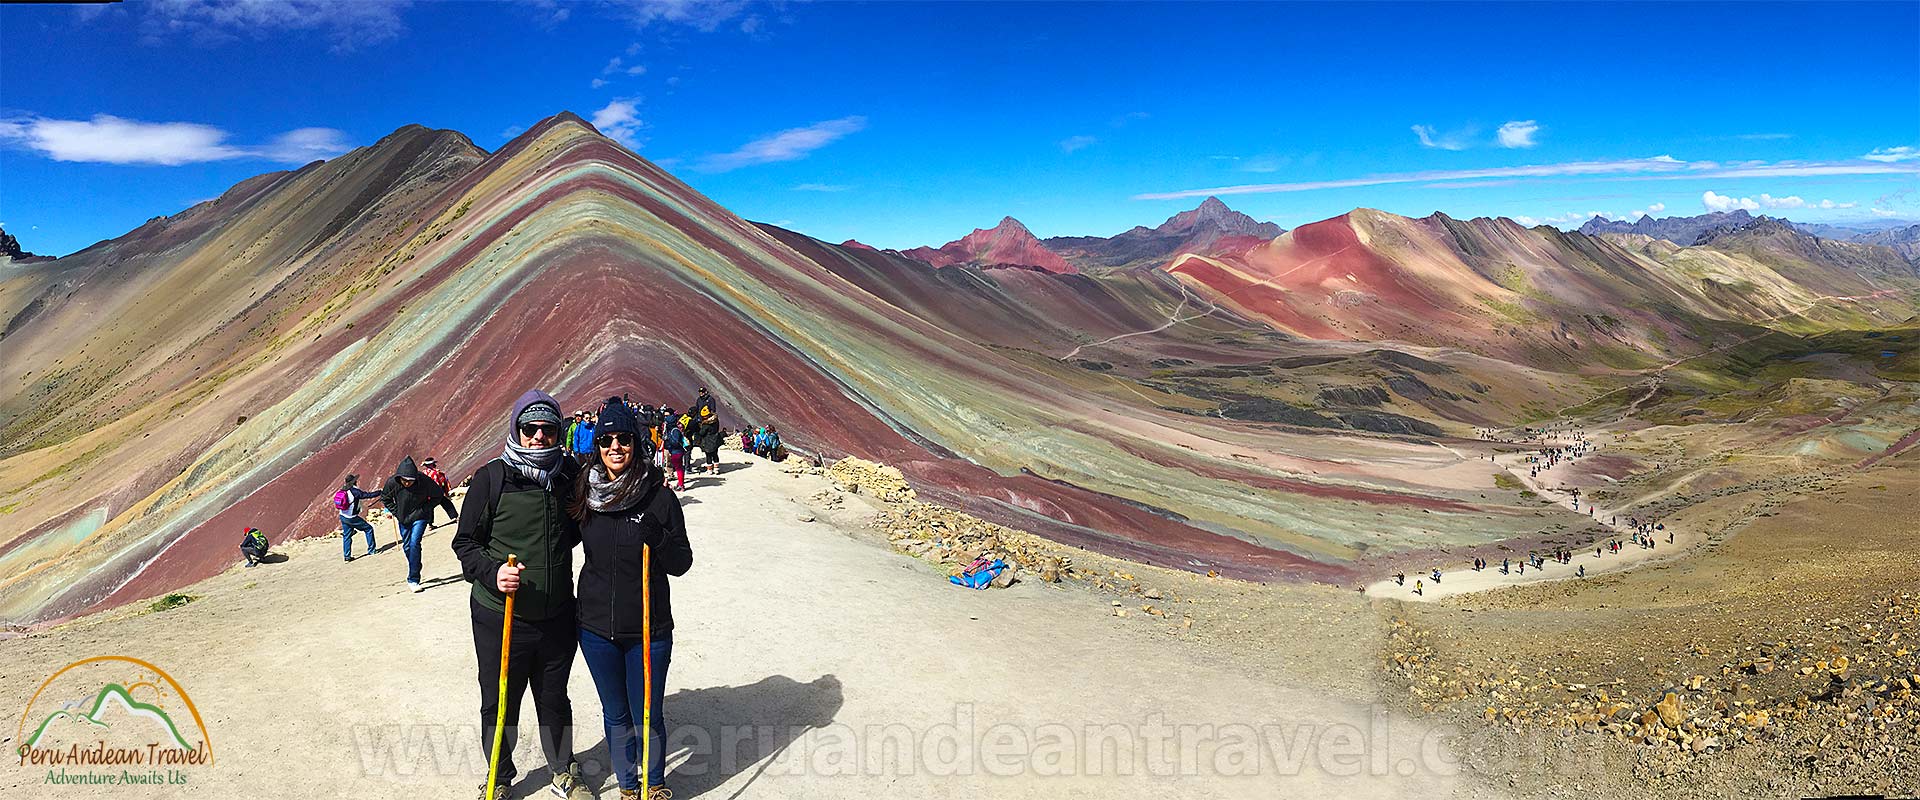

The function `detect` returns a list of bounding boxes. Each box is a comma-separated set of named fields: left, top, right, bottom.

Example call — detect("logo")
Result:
left=16, top=656, right=213, bottom=787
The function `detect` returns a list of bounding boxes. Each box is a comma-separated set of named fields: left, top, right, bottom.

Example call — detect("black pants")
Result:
left=471, top=596, right=577, bottom=785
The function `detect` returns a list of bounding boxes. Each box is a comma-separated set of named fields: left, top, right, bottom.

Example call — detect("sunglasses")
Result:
left=595, top=432, right=635, bottom=448
left=519, top=423, right=561, bottom=438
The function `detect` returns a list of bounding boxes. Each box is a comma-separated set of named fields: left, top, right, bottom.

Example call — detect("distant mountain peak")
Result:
left=903, top=216, right=1076, bottom=273
left=1579, top=209, right=1757, bottom=245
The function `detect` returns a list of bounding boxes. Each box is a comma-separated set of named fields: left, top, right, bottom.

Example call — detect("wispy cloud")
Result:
left=1411, top=123, right=1472, bottom=151
left=590, top=99, right=645, bottom=148
left=1734, top=133, right=1793, bottom=141
left=1496, top=120, right=1540, bottom=149
left=1110, top=111, right=1150, bottom=128
left=1864, top=146, right=1919, bottom=162
left=1702, top=190, right=1854, bottom=212
left=792, top=183, right=850, bottom=192
left=607, top=0, right=753, bottom=31
left=1059, top=135, right=1097, bottom=154
left=0, top=114, right=350, bottom=165
left=1134, top=155, right=1920, bottom=200
left=140, top=0, right=414, bottom=51
left=696, top=116, right=866, bottom=172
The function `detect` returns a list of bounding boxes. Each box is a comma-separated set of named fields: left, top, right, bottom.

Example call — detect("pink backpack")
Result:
left=332, top=490, right=352, bottom=512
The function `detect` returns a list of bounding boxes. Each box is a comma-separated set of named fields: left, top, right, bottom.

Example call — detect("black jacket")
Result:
left=381, top=456, right=458, bottom=527
left=451, top=456, right=581, bottom=621
left=576, top=477, right=692, bottom=641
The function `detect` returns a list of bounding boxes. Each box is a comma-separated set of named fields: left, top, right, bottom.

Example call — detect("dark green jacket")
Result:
left=450, top=457, right=580, bottom=621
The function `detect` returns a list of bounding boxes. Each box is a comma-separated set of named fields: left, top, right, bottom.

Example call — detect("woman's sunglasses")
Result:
left=519, top=423, right=561, bottom=438
left=595, top=432, right=635, bottom=449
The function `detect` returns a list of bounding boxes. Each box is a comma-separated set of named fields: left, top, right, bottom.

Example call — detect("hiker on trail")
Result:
left=566, top=412, right=585, bottom=455
left=422, top=457, right=451, bottom=493
left=1395, top=572, right=1405, bottom=586
left=572, top=399, right=692, bottom=800
left=574, top=413, right=598, bottom=462
left=1576, top=565, right=1586, bottom=578
left=240, top=527, right=270, bottom=567
left=450, top=390, right=592, bottom=800
left=695, top=403, right=721, bottom=475
left=1414, top=580, right=1423, bottom=596
left=382, top=456, right=458, bottom=593
left=662, top=418, right=688, bottom=491
left=334, top=474, right=385, bottom=561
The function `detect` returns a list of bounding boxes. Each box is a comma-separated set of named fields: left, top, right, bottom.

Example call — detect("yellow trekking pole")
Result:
left=641, top=544, right=653, bottom=798
left=486, top=554, right=519, bottom=800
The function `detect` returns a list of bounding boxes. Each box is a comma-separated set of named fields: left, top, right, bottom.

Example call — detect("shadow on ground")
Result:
left=556, top=674, right=845, bottom=798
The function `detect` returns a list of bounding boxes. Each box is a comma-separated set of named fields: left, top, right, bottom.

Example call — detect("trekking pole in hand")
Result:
left=641, top=544, right=654, bottom=798
left=486, top=554, right=519, bottom=800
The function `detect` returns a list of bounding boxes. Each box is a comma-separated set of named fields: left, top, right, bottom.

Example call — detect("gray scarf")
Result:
left=502, top=441, right=563, bottom=489
left=586, top=464, right=649, bottom=513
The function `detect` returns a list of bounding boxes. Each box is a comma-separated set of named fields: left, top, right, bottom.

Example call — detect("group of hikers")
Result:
left=247, top=387, right=736, bottom=798
left=567, top=390, right=725, bottom=492
left=1389, top=426, right=1671, bottom=596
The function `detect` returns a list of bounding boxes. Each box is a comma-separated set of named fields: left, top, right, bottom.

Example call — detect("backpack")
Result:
left=332, top=490, right=352, bottom=512
left=665, top=428, right=686, bottom=453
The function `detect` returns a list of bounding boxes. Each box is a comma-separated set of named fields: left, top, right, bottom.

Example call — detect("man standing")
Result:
left=382, top=457, right=458, bottom=592
left=451, top=390, right=593, bottom=800
left=334, top=474, right=382, bottom=562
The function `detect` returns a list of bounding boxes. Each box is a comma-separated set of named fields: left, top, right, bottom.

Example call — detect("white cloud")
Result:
left=142, top=0, right=413, bottom=51
left=591, top=78, right=609, bottom=89
left=589, top=99, right=644, bottom=148
left=1872, top=208, right=1898, bottom=217
left=1059, top=135, right=1097, bottom=154
left=1135, top=156, right=1920, bottom=200
left=1625, top=202, right=1667, bottom=219
left=1703, top=191, right=1855, bottom=212
left=792, top=183, right=850, bottom=192
left=603, top=56, right=625, bottom=74
left=696, top=116, right=866, bottom=172
left=1864, top=146, right=1919, bottom=162
left=0, top=114, right=349, bottom=165
left=257, top=127, right=351, bottom=162
left=1411, top=124, right=1470, bottom=151
left=626, top=65, right=647, bottom=76
left=1702, top=191, right=1760, bottom=212
left=607, top=0, right=752, bottom=31
left=1496, top=120, right=1540, bottom=149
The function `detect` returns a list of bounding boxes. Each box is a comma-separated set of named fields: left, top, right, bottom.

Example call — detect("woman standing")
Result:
left=571, top=401, right=692, bottom=800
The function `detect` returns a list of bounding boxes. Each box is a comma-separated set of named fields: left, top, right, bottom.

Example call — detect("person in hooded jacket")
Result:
left=450, top=390, right=593, bottom=800
left=571, top=400, right=691, bottom=800
left=382, top=456, right=458, bottom=593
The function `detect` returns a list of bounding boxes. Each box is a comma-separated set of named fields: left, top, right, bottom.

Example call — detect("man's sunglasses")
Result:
left=518, top=423, right=561, bottom=438
left=595, top=432, right=635, bottom=448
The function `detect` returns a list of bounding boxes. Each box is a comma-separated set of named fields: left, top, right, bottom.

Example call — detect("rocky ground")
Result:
left=1379, top=452, right=1920, bottom=798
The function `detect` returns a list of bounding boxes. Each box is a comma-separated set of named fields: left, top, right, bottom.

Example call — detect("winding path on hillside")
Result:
left=1368, top=431, right=1705, bottom=601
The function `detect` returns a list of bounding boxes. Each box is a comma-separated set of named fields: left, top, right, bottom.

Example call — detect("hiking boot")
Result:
left=407, top=581, right=422, bottom=593
left=617, top=789, right=641, bottom=800
left=343, top=555, right=355, bottom=562
left=646, top=787, right=671, bottom=800
left=477, top=781, right=510, bottom=800
left=550, top=763, right=592, bottom=800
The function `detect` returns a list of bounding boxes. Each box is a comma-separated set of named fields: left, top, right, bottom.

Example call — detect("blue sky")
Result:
left=3, top=1, right=1917, bottom=257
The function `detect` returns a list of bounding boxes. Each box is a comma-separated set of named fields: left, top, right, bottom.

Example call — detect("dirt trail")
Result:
left=1367, top=432, right=1701, bottom=601
left=0, top=457, right=1491, bottom=799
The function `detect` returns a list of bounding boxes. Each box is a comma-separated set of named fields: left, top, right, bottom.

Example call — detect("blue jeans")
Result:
left=340, top=516, right=375, bottom=558
left=399, top=519, right=428, bottom=583
left=578, top=629, right=672, bottom=790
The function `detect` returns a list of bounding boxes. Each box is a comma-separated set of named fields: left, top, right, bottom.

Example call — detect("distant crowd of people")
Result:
left=1392, top=427, right=1669, bottom=597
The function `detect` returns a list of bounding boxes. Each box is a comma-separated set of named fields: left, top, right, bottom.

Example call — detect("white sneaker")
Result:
left=408, top=582, right=422, bottom=593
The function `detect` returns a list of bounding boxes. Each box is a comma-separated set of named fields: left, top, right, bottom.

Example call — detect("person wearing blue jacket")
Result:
left=334, top=474, right=383, bottom=562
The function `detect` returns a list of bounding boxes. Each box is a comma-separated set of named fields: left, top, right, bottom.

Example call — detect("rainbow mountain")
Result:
left=2, top=112, right=1915, bottom=626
